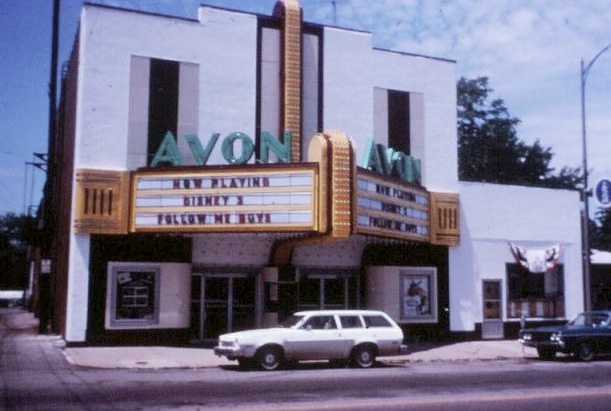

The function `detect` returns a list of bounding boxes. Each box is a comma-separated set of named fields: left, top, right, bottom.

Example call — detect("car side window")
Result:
left=339, top=315, right=364, bottom=329
left=363, top=315, right=392, bottom=328
left=303, top=315, right=337, bottom=330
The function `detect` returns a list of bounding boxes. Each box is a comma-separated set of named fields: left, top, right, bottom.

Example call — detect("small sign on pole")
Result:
left=594, top=178, right=611, bottom=208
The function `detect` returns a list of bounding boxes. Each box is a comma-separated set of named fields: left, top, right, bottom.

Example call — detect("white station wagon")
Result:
left=214, top=310, right=408, bottom=370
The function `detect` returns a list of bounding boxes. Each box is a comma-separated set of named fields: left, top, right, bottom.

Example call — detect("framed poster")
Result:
left=109, top=266, right=160, bottom=326
left=400, top=268, right=438, bottom=323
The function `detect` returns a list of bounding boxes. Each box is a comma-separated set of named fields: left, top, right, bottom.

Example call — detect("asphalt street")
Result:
left=2, top=308, right=611, bottom=411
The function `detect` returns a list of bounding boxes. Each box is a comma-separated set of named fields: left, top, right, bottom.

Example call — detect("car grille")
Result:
left=527, top=332, right=553, bottom=342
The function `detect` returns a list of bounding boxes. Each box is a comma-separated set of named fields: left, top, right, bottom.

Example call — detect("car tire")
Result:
left=576, top=342, right=595, bottom=362
left=352, top=344, right=376, bottom=368
left=536, top=347, right=556, bottom=360
left=257, top=345, right=283, bottom=371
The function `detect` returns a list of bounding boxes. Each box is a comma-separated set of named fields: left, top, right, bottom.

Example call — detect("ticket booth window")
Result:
left=110, top=267, right=159, bottom=326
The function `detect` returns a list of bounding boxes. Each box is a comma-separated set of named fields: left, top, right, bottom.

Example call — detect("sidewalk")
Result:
left=2, top=309, right=537, bottom=369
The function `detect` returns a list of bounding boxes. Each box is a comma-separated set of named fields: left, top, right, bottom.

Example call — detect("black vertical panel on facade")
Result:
left=388, top=90, right=411, bottom=156
left=147, top=59, right=179, bottom=162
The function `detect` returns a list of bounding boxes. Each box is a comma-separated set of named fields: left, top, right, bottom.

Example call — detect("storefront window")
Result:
left=110, top=266, right=160, bottom=325
left=506, top=263, right=564, bottom=318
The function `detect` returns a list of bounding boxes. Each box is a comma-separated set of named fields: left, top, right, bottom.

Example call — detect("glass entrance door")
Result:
left=298, top=275, right=349, bottom=311
left=482, top=280, right=504, bottom=339
left=191, top=274, right=256, bottom=341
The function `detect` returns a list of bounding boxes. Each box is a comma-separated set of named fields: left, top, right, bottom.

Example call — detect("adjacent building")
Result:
left=37, top=0, right=584, bottom=345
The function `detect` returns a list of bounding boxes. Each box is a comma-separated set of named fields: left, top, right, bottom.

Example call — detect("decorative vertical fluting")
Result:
left=272, top=130, right=355, bottom=268
left=324, top=130, right=354, bottom=239
left=274, top=0, right=302, bottom=162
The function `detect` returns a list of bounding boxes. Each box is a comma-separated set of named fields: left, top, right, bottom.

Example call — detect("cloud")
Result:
left=312, top=0, right=611, bottom=173
left=4, top=0, right=611, bottom=214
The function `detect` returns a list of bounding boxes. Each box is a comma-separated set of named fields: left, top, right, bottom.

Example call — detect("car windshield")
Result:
left=568, top=313, right=610, bottom=327
left=279, top=314, right=304, bottom=328
left=569, top=314, right=588, bottom=326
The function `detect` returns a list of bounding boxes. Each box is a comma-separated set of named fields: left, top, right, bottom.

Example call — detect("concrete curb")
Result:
left=63, top=340, right=537, bottom=369
left=3, top=309, right=537, bottom=369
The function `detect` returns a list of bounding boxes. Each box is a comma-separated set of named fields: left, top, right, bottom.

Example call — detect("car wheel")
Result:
left=536, top=347, right=556, bottom=360
left=576, top=342, right=595, bottom=362
left=352, top=344, right=376, bottom=368
left=257, top=345, right=283, bottom=371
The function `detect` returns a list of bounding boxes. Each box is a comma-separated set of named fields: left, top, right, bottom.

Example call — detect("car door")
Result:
left=284, top=315, right=345, bottom=360
left=336, top=315, right=366, bottom=357
left=593, top=314, right=611, bottom=353
left=362, top=313, right=404, bottom=356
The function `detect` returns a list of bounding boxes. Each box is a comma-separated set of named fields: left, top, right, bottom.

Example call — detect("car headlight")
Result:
left=220, top=337, right=239, bottom=347
left=550, top=333, right=562, bottom=342
left=522, top=333, right=532, bottom=341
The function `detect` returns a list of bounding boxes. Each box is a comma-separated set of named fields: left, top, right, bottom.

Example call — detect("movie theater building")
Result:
left=46, top=0, right=583, bottom=345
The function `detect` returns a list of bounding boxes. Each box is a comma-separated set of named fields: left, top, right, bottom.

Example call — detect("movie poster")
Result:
left=401, top=268, right=437, bottom=323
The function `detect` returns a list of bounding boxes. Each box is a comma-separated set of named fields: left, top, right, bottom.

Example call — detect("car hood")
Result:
left=522, top=325, right=565, bottom=334
left=520, top=324, right=599, bottom=335
left=220, top=327, right=291, bottom=340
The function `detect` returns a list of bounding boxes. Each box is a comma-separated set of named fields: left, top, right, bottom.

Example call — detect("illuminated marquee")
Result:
left=130, top=165, right=319, bottom=233
left=356, top=169, right=429, bottom=242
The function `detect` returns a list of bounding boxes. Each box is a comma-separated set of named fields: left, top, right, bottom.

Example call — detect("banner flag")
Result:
left=509, top=243, right=561, bottom=273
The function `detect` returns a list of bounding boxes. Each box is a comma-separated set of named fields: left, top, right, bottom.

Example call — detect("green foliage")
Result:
left=0, top=213, right=35, bottom=289
left=457, top=77, right=581, bottom=189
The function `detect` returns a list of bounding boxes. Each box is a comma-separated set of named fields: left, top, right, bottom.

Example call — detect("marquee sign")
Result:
left=355, top=168, right=429, bottom=242
left=130, top=165, right=319, bottom=233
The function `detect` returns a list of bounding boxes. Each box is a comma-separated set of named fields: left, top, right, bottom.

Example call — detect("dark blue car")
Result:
left=519, top=311, right=611, bottom=361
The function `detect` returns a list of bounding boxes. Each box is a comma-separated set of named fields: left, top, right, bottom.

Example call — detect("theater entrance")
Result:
left=191, top=273, right=257, bottom=341
left=296, top=270, right=358, bottom=311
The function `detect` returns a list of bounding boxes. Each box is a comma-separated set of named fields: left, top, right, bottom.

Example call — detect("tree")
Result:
left=0, top=213, right=35, bottom=289
left=591, top=208, right=611, bottom=251
left=457, top=77, right=581, bottom=189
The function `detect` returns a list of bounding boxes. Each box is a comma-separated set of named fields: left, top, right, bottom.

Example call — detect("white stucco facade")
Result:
left=450, top=182, right=583, bottom=333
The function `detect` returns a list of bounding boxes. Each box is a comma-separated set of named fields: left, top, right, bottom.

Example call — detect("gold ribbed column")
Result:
left=274, top=0, right=302, bottom=162
left=324, top=130, right=354, bottom=238
left=272, top=130, right=355, bottom=267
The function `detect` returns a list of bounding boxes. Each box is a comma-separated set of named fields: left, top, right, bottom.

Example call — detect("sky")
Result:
left=2, top=0, right=611, bottom=216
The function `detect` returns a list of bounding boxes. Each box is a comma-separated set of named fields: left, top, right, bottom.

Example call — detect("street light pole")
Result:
left=580, top=42, right=611, bottom=312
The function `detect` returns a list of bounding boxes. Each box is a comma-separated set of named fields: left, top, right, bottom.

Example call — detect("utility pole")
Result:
left=39, top=0, right=60, bottom=334
left=579, top=42, right=611, bottom=312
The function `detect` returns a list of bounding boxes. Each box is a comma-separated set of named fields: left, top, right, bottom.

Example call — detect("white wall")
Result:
left=76, top=5, right=258, bottom=172
left=64, top=235, right=91, bottom=341
left=105, top=262, right=191, bottom=330
left=66, top=5, right=260, bottom=340
left=322, top=26, right=458, bottom=193
left=292, top=236, right=367, bottom=268
left=322, top=27, right=374, bottom=151
left=365, top=266, right=437, bottom=325
left=191, top=233, right=275, bottom=266
left=370, top=50, right=458, bottom=193
left=450, top=182, right=583, bottom=332
left=366, top=266, right=403, bottom=322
